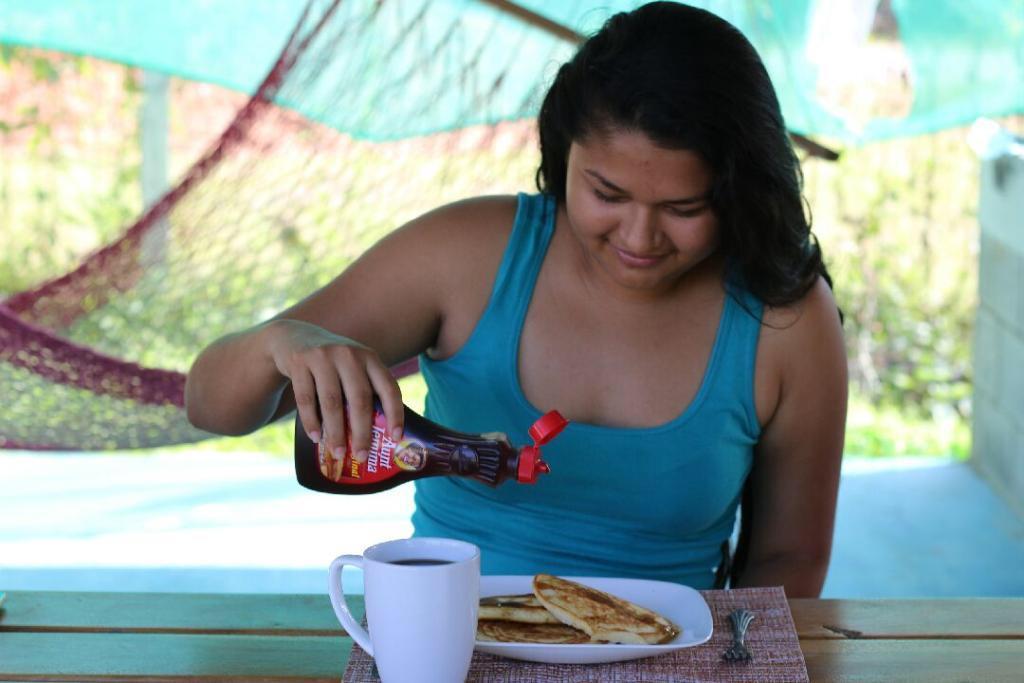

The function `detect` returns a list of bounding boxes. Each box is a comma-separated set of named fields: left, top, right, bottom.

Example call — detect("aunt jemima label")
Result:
left=318, top=412, right=421, bottom=484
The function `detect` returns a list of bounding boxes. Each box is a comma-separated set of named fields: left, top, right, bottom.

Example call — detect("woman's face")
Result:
left=564, top=128, right=719, bottom=296
left=394, top=443, right=426, bottom=470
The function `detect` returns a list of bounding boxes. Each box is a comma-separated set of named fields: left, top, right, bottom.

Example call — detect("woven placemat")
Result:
left=343, top=586, right=808, bottom=682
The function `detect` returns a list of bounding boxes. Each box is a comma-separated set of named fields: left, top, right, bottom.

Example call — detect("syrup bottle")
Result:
left=294, top=400, right=567, bottom=494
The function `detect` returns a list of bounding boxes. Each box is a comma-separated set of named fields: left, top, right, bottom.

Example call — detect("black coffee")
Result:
left=389, top=558, right=453, bottom=566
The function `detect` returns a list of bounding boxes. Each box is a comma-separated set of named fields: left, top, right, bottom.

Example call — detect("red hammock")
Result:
left=1, top=0, right=533, bottom=450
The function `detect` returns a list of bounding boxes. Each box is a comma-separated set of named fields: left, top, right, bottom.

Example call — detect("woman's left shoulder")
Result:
left=754, top=276, right=846, bottom=426
left=761, top=276, right=843, bottom=341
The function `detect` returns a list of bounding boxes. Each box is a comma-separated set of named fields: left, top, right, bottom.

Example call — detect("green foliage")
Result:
left=803, top=129, right=980, bottom=453
left=0, top=48, right=141, bottom=298
left=845, top=394, right=971, bottom=459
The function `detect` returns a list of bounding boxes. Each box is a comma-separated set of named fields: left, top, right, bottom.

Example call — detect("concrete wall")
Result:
left=973, top=149, right=1024, bottom=516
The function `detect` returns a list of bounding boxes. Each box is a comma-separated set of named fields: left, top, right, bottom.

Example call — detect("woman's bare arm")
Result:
left=184, top=197, right=513, bottom=457
left=735, top=277, right=848, bottom=597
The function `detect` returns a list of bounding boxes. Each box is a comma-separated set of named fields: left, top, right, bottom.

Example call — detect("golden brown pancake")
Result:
left=318, top=446, right=344, bottom=482
left=476, top=619, right=595, bottom=643
left=479, top=593, right=561, bottom=624
left=531, top=574, right=680, bottom=645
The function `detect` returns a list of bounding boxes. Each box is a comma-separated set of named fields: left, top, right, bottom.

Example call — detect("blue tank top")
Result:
left=412, top=192, right=763, bottom=588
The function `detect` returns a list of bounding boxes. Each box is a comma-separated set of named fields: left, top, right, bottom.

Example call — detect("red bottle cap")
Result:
left=517, top=411, right=568, bottom=484
left=528, top=410, right=568, bottom=445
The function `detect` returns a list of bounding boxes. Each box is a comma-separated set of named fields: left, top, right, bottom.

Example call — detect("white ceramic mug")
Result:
left=328, top=537, right=480, bottom=683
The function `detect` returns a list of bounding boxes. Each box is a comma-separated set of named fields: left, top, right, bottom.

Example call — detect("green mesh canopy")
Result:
left=3, top=0, right=1020, bottom=144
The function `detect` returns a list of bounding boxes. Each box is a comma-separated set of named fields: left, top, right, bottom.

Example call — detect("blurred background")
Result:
left=1, top=0, right=1022, bottom=597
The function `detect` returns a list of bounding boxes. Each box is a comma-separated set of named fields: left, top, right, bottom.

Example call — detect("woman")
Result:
left=185, top=2, right=847, bottom=597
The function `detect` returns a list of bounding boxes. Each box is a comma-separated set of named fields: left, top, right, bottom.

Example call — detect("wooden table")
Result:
left=1, top=591, right=1022, bottom=681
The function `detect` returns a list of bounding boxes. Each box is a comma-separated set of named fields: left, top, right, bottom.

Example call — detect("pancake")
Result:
left=531, top=574, right=680, bottom=645
left=318, top=446, right=344, bottom=482
left=476, top=619, right=595, bottom=643
left=479, top=593, right=561, bottom=624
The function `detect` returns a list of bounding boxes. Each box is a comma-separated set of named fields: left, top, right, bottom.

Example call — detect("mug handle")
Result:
left=328, top=554, right=373, bottom=655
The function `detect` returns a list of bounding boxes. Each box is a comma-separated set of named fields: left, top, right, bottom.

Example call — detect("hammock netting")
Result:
left=1, top=0, right=1022, bottom=450
left=0, top=0, right=561, bottom=449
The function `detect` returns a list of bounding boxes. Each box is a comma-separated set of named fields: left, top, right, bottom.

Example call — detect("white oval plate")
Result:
left=474, top=575, right=713, bottom=664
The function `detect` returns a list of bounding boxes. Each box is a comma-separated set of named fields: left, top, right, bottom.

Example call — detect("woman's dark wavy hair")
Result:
left=536, top=1, right=834, bottom=308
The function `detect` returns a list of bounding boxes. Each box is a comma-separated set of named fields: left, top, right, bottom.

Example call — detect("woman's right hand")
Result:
left=266, top=319, right=404, bottom=463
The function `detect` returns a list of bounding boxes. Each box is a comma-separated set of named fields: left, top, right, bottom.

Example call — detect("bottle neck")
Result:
left=417, top=441, right=518, bottom=485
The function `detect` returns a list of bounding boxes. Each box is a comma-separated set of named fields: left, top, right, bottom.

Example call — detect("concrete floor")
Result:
left=824, top=457, right=1024, bottom=597
left=1, top=452, right=1022, bottom=597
